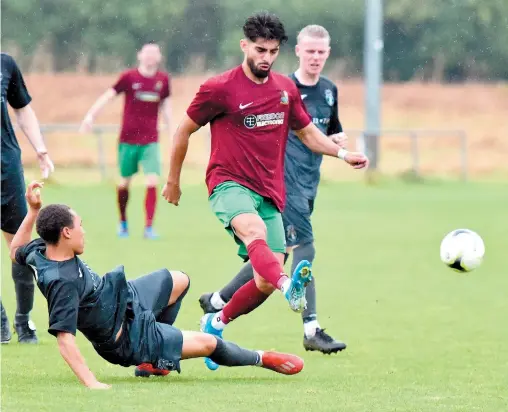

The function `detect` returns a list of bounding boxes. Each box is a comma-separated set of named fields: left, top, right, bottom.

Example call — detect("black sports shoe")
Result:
left=199, top=293, right=220, bottom=314
left=1, top=313, right=11, bottom=344
left=303, top=328, right=347, bottom=354
left=14, top=320, right=38, bottom=344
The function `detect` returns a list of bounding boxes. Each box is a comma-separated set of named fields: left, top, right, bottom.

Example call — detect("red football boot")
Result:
left=260, top=351, right=304, bottom=375
left=134, top=363, right=170, bottom=378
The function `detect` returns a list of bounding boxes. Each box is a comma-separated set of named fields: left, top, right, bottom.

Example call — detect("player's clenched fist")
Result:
left=25, top=180, right=44, bottom=210
left=344, top=152, right=369, bottom=169
left=161, top=181, right=182, bottom=206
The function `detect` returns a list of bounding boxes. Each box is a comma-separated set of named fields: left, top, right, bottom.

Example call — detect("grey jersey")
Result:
left=284, top=73, right=342, bottom=199
left=15, top=238, right=131, bottom=347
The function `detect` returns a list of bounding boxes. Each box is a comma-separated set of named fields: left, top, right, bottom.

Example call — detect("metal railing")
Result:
left=350, top=129, right=468, bottom=181
left=37, top=123, right=120, bottom=180
left=28, top=124, right=467, bottom=181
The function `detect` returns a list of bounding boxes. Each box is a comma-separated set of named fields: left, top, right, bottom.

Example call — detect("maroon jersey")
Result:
left=186, top=66, right=311, bottom=211
left=113, top=69, right=171, bottom=145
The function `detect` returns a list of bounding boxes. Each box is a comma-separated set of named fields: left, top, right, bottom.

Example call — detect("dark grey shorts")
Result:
left=96, top=269, right=184, bottom=372
left=1, top=171, right=27, bottom=235
left=282, top=195, right=315, bottom=247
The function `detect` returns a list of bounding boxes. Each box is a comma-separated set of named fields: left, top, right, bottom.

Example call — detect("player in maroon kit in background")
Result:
left=162, top=12, right=368, bottom=371
left=80, top=42, right=171, bottom=239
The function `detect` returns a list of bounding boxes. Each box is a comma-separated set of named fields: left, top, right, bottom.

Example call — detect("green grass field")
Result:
left=1, top=179, right=507, bottom=412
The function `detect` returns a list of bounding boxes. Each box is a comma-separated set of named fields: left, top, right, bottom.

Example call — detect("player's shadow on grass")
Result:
left=107, top=375, right=288, bottom=385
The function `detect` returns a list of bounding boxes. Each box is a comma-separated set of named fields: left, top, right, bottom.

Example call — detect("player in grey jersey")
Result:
left=199, top=25, right=349, bottom=354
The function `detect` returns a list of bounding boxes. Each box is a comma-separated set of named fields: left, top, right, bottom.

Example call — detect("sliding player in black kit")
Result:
left=199, top=25, right=349, bottom=354
left=9, top=181, right=304, bottom=389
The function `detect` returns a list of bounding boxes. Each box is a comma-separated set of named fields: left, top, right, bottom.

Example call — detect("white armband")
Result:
left=337, top=148, right=349, bottom=160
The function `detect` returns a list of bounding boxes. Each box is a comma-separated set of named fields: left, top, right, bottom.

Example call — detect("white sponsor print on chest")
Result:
left=243, top=112, right=285, bottom=129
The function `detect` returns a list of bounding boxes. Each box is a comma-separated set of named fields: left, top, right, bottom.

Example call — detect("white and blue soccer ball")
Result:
left=440, top=229, right=485, bottom=272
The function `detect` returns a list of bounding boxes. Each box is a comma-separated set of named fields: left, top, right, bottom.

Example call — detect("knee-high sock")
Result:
left=246, top=239, right=287, bottom=289
left=293, top=243, right=317, bottom=323
left=1, top=299, right=8, bottom=323
left=12, top=262, right=34, bottom=325
left=145, top=186, right=157, bottom=227
left=117, top=187, right=129, bottom=223
left=219, top=262, right=254, bottom=302
left=217, top=253, right=290, bottom=305
left=208, top=337, right=261, bottom=367
left=220, top=279, right=269, bottom=324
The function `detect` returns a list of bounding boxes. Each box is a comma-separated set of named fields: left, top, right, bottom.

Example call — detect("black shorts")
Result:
left=96, top=269, right=184, bottom=372
left=282, top=194, right=315, bottom=247
left=1, top=171, right=27, bottom=235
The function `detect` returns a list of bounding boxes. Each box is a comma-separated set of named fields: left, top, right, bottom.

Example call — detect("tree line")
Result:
left=3, top=0, right=508, bottom=81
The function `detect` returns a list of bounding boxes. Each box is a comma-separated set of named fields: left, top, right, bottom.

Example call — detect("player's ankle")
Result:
left=211, top=312, right=227, bottom=330
left=255, top=350, right=264, bottom=366
left=14, top=313, right=29, bottom=326
left=278, top=277, right=291, bottom=294
left=211, top=292, right=226, bottom=310
left=303, top=319, right=320, bottom=338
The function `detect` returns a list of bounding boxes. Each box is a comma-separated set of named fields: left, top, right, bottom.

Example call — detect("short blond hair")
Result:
left=297, top=25, right=330, bottom=44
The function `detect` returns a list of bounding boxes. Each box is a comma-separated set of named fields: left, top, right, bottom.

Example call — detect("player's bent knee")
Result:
left=171, top=270, right=190, bottom=289
left=253, top=274, right=275, bottom=294
left=118, top=177, right=131, bottom=188
left=246, top=227, right=267, bottom=243
left=145, top=174, right=158, bottom=187
left=181, top=331, right=217, bottom=358
left=168, top=270, right=190, bottom=305
left=188, top=332, right=217, bottom=355
left=231, top=214, right=267, bottom=244
left=201, top=334, right=218, bottom=354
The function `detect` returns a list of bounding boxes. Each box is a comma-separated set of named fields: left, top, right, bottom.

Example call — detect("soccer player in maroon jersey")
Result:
left=162, top=12, right=368, bottom=370
left=80, top=42, right=171, bottom=240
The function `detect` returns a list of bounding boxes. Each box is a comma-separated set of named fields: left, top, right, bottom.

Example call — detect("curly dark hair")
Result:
left=243, top=11, right=288, bottom=44
left=36, top=204, right=74, bottom=245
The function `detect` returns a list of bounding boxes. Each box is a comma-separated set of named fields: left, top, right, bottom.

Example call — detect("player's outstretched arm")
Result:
left=9, top=181, right=44, bottom=262
left=79, top=88, right=117, bottom=133
left=161, top=114, right=201, bottom=206
left=294, top=123, right=369, bottom=169
left=57, top=332, right=110, bottom=389
left=14, top=105, right=55, bottom=178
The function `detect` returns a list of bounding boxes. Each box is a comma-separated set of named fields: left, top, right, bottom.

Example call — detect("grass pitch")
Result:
left=1, top=179, right=507, bottom=412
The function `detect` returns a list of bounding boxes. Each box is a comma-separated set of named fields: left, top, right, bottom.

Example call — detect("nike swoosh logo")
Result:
left=301, top=94, right=307, bottom=100
left=239, top=102, right=253, bottom=109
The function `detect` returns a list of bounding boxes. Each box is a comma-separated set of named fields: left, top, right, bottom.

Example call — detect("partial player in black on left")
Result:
left=1, top=53, right=55, bottom=344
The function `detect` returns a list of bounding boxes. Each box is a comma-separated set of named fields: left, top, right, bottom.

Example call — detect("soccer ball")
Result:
left=440, top=229, right=485, bottom=272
